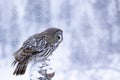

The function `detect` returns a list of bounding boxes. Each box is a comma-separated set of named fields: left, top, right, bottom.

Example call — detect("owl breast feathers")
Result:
left=12, top=28, right=63, bottom=75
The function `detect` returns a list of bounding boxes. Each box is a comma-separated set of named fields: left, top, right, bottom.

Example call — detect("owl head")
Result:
left=43, top=28, right=63, bottom=45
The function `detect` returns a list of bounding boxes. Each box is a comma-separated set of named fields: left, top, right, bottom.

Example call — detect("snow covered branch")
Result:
left=29, top=59, right=55, bottom=80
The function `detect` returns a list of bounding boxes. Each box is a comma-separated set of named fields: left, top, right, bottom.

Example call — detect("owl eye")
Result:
left=57, top=35, right=61, bottom=39
left=57, top=34, right=62, bottom=42
left=56, top=31, right=63, bottom=42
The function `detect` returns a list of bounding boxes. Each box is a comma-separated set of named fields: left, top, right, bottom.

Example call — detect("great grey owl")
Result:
left=12, top=28, right=63, bottom=75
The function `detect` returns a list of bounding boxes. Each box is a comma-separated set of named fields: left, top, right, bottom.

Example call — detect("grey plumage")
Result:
left=12, top=28, right=63, bottom=75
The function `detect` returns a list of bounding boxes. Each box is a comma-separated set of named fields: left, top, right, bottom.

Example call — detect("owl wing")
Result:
left=13, top=35, right=49, bottom=63
left=22, top=35, right=48, bottom=56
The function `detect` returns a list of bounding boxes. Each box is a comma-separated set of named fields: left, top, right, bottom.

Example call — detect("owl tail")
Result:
left=13, top=60, right=28, bottom=75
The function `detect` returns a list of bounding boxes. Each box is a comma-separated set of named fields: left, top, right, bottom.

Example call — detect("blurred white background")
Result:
left=0, top=0, right=120, bottom=80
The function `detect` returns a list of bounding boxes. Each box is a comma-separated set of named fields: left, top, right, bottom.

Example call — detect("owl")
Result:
left=12, top=28, right=63, bottom=75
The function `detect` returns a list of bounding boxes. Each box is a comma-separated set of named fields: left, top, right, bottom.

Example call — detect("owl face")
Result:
left=54, top=30, right=63, bottom=44
left=44, top=28, right=63, bottom=46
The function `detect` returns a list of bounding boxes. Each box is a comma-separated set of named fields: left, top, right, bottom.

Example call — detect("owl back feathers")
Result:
left=12, top=47, right=43, bottom=75
left=12, top=48, right=31, bottom=75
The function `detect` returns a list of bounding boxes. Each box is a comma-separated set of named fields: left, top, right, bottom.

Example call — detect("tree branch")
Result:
left=29, top=59, right=55, bottom=80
